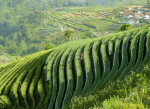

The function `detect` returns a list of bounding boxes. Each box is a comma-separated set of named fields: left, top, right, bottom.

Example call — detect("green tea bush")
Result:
left=0, top=26, right=150, bottom=109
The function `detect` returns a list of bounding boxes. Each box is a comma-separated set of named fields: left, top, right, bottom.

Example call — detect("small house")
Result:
left=137, top=11, right=141, bottom=14
left=144, top=14, right=150, bottom=19
left=128, top=14, right=133, bottom=18
left=128, top=19, right=135, bottom=25
left=135, top=14, right=139, bottom=19
left=128, top=8, right=133, bottom=10
left=138, top=14, right=145, bottom=19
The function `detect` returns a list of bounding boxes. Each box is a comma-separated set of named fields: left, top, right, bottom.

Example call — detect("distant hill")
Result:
left=0, top=6, right=123, bottom=56
left=0, top=0, right=148, bottom=59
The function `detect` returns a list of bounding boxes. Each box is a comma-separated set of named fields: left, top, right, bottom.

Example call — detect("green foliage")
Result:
left=64, top=30, right=74, bottom=41
left=73, top=45, right=85, bottom=97
left=81, top=42, right=94, bottom=96
left=49, top=47, right=68, bottom=109
left=100, top=98, right=145, bottom=109
left=55, top=48, right=72, bottom=109
left=1, top=26, right=150, bottom=109
left=0, top=49, right=54, bottom=109
left=44, top=43, right=56, bottom=50
left=62, top=47, right=78, bottom=107
left=0, top=95, right=12, bottom=107
left=0, top=6, right=121, bottom=56
left=0, top=0, right=148, bottom=58
left=66, top=64, right=150, bottom=109
left=118, top=23, right=133, bottom=32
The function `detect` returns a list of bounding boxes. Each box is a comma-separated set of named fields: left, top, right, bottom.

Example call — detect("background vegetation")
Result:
left=0, top=0, right=148, bottom=57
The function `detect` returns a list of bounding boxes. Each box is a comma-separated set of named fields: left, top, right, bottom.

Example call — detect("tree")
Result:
left=20, top=40, right=27, bottom=55
left=44, top=43, right=56, bottom=50
left=118, top=23, right=133, bottom=32
left=148, top=0, right=150, bottom=6
left=0, top=45, right=4, bottom=54
left=64, top=30, right=73, bottom=41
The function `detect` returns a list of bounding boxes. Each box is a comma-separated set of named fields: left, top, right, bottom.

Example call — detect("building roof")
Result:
left=139, top=14, right=145, bottom=17
left=131, top=19, right=135, bottom=21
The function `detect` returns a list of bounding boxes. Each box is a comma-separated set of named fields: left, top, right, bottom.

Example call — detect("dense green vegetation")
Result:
left=67, top=63, right=150, bottom=109
left=0, top=0, right=150, bottom=108
left=0, top=6, right=121, bottom=56
left=118, top=23, right=133, bottom=32
left=0, top=26, right=150, bottom=109
left=0, top=49, right=54, bottom=109
left=0, top=0, right=147, bottom=57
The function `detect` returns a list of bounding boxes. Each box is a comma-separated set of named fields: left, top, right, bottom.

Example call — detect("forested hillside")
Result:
left=0, top=0, right=147, bottom=56
left=0, top=6, right=121, bottom=56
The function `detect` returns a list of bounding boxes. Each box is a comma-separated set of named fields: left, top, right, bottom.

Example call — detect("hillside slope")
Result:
left=0, top=26, right=150, bottom=109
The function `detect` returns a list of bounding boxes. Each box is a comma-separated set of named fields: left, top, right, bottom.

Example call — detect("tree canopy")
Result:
left=64, top=30, right=74, bottom=41
left=118, top=23, right=133, bottom=32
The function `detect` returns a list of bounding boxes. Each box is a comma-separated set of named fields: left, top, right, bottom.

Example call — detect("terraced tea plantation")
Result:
left=36, top=6, right=122, bottom=44
left=0, top=26, right=150, bottom=109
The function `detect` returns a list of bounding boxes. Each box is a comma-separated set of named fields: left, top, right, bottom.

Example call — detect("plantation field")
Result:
left=0, top=5, right=127, bottom=57
left=31, top=6, right=123, bottom=44
left=2, top=4, right=150, bottom=57
left=29, top=5, right=150, bottom=45
left=0, top=26, right=150, bottom=109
